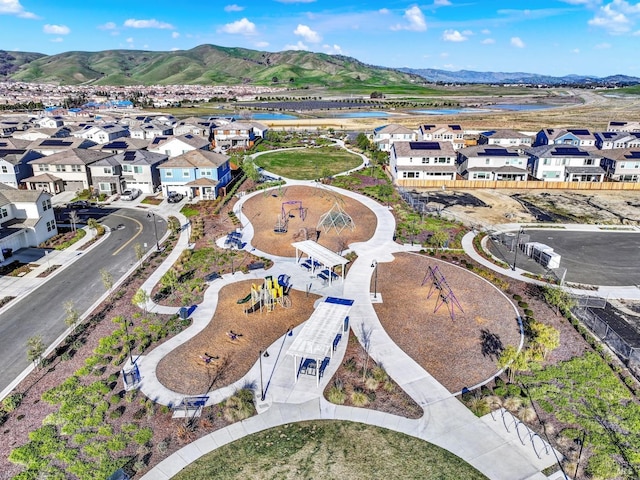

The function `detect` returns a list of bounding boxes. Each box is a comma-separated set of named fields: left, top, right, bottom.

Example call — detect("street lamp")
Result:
left=371, top=260, right=378, bottom=299
left=147, top=212, right=160, bottom=251
left=123, top=318, right=134, bottom=365
left=511, top=228, right=525, bottom=271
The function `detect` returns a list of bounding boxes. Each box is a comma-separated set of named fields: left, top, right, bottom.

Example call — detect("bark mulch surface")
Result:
left=156, top=279, right=320, bottom=395
left=374, top=252, right=521, bottom=393
left=241, top=185, right=377, bottom=257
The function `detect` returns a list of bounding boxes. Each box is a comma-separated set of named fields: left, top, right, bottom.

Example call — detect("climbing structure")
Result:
left=422, top=265, right=464, bottom=321
left=317, top=201, right=355, bottom=235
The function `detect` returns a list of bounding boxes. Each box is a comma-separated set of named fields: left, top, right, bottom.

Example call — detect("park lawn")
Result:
left=173, top=420, right=488, bottom=480
left=255, top=146, right=362, bottom=180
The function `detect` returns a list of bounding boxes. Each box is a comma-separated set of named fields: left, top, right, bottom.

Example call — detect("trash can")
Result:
left=178, top=307, right=189, bottom=320
left=1, top=248, right=12, bottom=258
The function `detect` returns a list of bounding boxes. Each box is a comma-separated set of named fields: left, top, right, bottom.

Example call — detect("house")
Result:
left=478, top=129, right=533, bottom=146
left=457, top=146, right=528, bottom=181
left=418, top=124, right=465, bottom=150
left=148, top=134, right=210, bottom=158
left=130, top=122, right=173, bottom=140
left=89, top=150, right=168, bottom=195
left=29, top=137, right=97, bottom=156
left=246, top=121, right=269, bottom=140
left=158, top=149, right=231, bottom=200
left=211, top=122, right=256, bottom=150
left=372, top=124, right=417, bottom=152
left=607, top=121, right=640, bottom=132
left=389, top=141, right=457, bottom=184
left=600, top=149, right=640, bottom=182
left=173, top=117, right=217, bottom=137
left=526, top=145, right=605, bottom=182
left=12, top=126, right=72, bottom=141
left=595, top=131, right=640, bottom=150
left=534, top=128, right=597, bottom=148
left=0, top=147, right=43, bottom=188
left=36, top=116, right=64, bottom=129
left=0, top=185, right=57, bottom=259
left=73, top=124, right=130, bottom=144
left=0, top=122, right=18, bottom=137
left=91, top=138, right=150, bottom=154
left=24, top=149, right=114, bottom=192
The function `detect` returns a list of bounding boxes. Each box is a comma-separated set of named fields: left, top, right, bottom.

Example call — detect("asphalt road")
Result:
left=0, top=207, right=166, bottom=393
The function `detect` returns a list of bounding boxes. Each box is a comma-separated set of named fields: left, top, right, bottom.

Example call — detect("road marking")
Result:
left=111, top=214, right=144, bottom=256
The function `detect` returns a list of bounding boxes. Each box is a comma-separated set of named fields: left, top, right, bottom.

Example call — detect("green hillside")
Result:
left=0, top=50, right=46, bottom=78
left=6, top=44, right=423, bottom=87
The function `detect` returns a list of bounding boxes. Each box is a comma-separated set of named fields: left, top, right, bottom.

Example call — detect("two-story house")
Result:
left=478, top=129, right=533, bottom=147
left=595, top=131, right=640, bottom=150
left=0, top=147, right=43, bottom=188
left=372, top=124, right=417, bottom=152
left=148, top=134, right=210, bottom=158
left=607, top=121, right=640, bottom=132
left=0, top=185, right=57, bottom=258
left=13, top=126, right=72, bottom=141
left=73, top=124, right=130, bottom=144
left=418, top=124, right=465, bottom=150
left=526, top=145, right=605, bottom=182
left=601, top=149, right=640, bottom=183
left=158, top=149, right=231, bottom=200
left=89, top=150, right=168, bottom=195
left=130, top=122, right=173, bottom=140
left=173, top=117, right=217, bottom=138
left=36, top=116, right=64, bottom=129
left=457, top=146, right=528, bottom=181
left=29, top=137, right=97, bottom=156
left=211, top=122, right=256, bottom=150
left=534, top=128, right=597, bottom=148
left=24, top=149, right=113, bottom=192
left=389, top=141, right=457, bottom=184
left=92, top=138, right=150, bottom=154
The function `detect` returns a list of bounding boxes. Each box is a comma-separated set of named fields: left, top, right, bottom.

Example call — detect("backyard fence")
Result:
left=394, top=179, right=640, bottom=191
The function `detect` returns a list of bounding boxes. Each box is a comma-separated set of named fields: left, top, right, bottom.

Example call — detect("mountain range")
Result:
left=1, top=44, right=639, bottom=87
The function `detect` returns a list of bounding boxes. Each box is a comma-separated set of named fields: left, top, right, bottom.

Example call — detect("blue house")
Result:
left=0, top=145, right=43, bottom=189
left=158, top=150, right=231, bottom=200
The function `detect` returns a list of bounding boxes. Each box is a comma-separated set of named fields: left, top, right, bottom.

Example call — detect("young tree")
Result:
left=529, top=321, right=560, bottom=360
left=87, top=218, right=99, bottom=233
left=160, top=269, right=179, bottom=297
left=377, top=183, right=394, bottom=207
left=100, top=268, right=113, bottom=295
left=134, top=243, right=145, bottom=270
left=498, top=345, right=529, bottom=383
left=63, top=300, right=80, bottom=333
left=132, top=288, right=150, bottom=315
left=542, top=285, right=575, bottom=315
left=68, top=210, right=79, bottom=232
left=242, top=159, right=261, bottom=183
left=26, top=335, right=45, bottom=369
left=429, top=230, right=449, bottom=253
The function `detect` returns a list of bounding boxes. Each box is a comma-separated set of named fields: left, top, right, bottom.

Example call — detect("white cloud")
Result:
left=481, top=29, right=491, bottom=34
left=171, top=47, right=180, bottom=51
left=511, top=36, right=525, bottom=47
left=379, top=8, right=390, bottom=14
left=434, top=0, right=452, bottom=5
left=323, top=43, right=343, bottom=54
left=294, top=24, right=321, bottom=43
left=0, top=0, right=37, bottom=18
left=440, top=52, right=449, bottom=57
left=43, top=24, right=70, bottom=35
left=482, top=38, right=495, bottom=44
left=99, top=22, right=117, bottom=30
left=391, top=6, right=427, bottom=31
left=561, top=0, right=602, bottom=5
left=276, top=0, right=316, bottom=3
left=220, top=17, right=256, bottom=35
left=172, top=31, right=180, bottom=38
left=572, top=48, right=581, bottom=53
left=50, top=37, right=63, bottom=43
left=124, top=18, right=174, bottom=29
left=588, top=0, right=640, bottom=34
left=224, top=4, right=244, bottom=12
left=595, top=42, right=612, bottom=47
left=284, top=41, right=309, bottom=50
left=442, top=29, right=467, bottom=41
left=255, top=41, right=270, bottom=47
left=462, top=29, right=473, bottom=35
left=633, top=29, right=640, bottom=34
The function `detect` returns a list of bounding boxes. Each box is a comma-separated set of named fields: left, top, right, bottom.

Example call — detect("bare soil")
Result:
left=241, top=185, right=377, bottom=257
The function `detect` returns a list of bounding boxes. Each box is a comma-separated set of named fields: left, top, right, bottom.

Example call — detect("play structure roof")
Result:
left=291, top=240, right=349, bottom=268
left=287, top=297, right=353, bottom=360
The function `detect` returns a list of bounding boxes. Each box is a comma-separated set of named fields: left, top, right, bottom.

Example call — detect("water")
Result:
left=233, top=113, right=298, bottom=120
left=490, top=104, right=555, bottom=111
left=330, top=111, right=391, bottom=118
left=411, top=108, right=486, bottom=115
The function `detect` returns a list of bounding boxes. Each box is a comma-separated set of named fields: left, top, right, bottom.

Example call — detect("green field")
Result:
left=254, top=146, right=362, bottom=180
left=173, top=420, right=488, bottom=480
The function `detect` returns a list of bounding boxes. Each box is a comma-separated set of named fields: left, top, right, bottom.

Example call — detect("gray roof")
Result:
left=600, top=148, right=640, bottom=162
left=458, top=145, right=526, bottom=158
left=395, top=164, right=457, bottom=173
left=393, top=140, right=456, bottom=158
left=565, top=166, right=606, bottom=174
left=92, top=150, right=168, bottom=167
left=481, top=129, right=532, bottom=140
left=0, top=138, right=31, bottom=150
left=160, top=149, right=229, bottom=168
left=526, top=145, right=602, bottom=159
left=375, top=124, right=416, bottom=135
left=0, top=183, right=48, bottom=203
left=152, top=134, right=210, bottom=149
left=29, top=148, right=114, bottom=165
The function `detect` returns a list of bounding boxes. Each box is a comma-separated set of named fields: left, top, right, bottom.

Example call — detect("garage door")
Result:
left=63, top=181, right=85, bottom=191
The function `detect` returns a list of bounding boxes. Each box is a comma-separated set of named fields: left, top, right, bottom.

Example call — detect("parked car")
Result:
left=167, top=192, right=184, bottom=203
left=120, top=189, right=141, bottom=201
left=67, top=200, right=90, bottom=209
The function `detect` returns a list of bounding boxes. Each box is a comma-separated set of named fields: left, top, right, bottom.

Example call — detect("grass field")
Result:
left=172, top=420, right=488, bottom=480
left=255, top=146, right=362, bottom=180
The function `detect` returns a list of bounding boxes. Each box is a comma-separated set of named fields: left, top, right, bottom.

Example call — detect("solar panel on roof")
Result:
left=409, top=142, right=441, bottom=150
left=482, top=148, right=518, bottom=156
left=422, top=125, right=436, bottom=130
left=106, top=141, right=128, bottom=149
left=568, top=129, right=590, bottom=136
left=610, top=121, right=626, bottom=126
left=624, top=151, right=640, bottom=159
left=40, top=140, right=72, bottom=146
left=123, top=151, right=137, bottom=161
left=552, top=147, right=588, bottom=156
left=448, top=125, right=462, bottom=130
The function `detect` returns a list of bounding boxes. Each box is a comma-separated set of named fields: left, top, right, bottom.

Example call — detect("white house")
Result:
left=607, top=121, right=640, bottom=132
left=73, top=124, right=130, bottom=144
left=479, top=129, right=533, bottom=146
left=595, top=131, right=640, bottom=150
left=419, top=124, right=465, bottom=150
left=390, top=141, right=457, bottom=183
left=457, top=146, right=528, bottom=181
left=89, top=150, right=169, bottom=195
left=601, top=149, right=640, bottom=182
left=526, top=145, right=605, bottom=182
left=534, top=128, right=596, bottom=148
left=372, top=124, right=417, bottom=152
left=130, top=122, right=173, bottom=140
left=211, top=122, right=256, bottom=150
left=29, top=137, right=97, bottom=156
left=0, top=185, right=57, bottom=259
left=173, top=117, right=217, bottom=137
left=148, top=134, right=210, bottom=158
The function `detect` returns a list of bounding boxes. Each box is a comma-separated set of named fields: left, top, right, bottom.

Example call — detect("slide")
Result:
left=236, top=293, right=252, bottom=304
left=244, top=301, right=261, bottom=314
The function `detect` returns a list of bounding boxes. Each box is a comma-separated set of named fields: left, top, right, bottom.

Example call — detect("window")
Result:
left=133, top=166, right=143, bottom=174
left=1, top=207, right=8, bottom=218
left=1, top=166, right=7, bottom=173
left=421, top=158, right=429, bottom=164
left=436, top=157, right=449, bottom=164
left=165, top=170, right=173, bottom=178
left=402, top=171, right=418, bottom=178
left=201, top=169, right=212, bottom=176
left=55, top=165, right=65, bottom=172
left=485, top=158, right=491, bottom=165
left=98, top=182, right=112, bottom=192
left=122, top=164, right=132, bottom=172
left=164, top=150, right=170, bottom=156
left=473, top=173, right=489, bottom=179
left=584, top=158, right=594, bottom=166
left=543, top=158, right=551, bottom=165
left=71, top=165, right=82, bottom=172
left=103, top=167, right=112, bottom=174
left=183, top=169, right=190, bottom=178
left=42, top=199, right=51, bottom=211
left=39, top=165, right=49, bottom=172
left=46, top=220, right=56, bottom=232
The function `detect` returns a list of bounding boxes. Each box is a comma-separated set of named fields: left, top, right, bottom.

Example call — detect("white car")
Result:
left=120, top=188, right=141, bottom=201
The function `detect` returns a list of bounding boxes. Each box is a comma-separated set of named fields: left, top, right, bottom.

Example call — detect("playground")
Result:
left=155, top=279, right=320, bottom=395
left=373, top=252, right=521, bottom=392
left=241, top=185, right=377, bottom=257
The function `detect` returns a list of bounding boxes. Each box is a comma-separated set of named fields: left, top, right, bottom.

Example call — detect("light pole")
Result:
left=511, top=228, right=525, bottom=271
left=123, top=318, right=134, bottom=365
left=371, top=260, right=378, bottom=299
left=147, top=212, right=160, bottom=251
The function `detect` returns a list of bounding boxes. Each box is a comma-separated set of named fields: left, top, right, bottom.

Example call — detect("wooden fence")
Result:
left=393, top=179, right=640, bottom=191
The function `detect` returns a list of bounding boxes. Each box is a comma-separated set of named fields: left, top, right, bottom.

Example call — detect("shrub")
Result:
left=364, top=377, right=380, bottom=391
left=371, top=366, right=389, bottom=382
left=327, top=386, right=346, bottom=404
left=343, top=357, right=357, bottom=372
left=223, top=388, right=255, bottom=423
left=350, top=391, right=369, bottom=407
left=2, top=393, right=24, bottom=413
left=512, top=294, right=522, bottom=301
left=134, top=427, right=153, bottom=446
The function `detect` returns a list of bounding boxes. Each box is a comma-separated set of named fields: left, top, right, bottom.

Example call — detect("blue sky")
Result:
left=2, top=0, right=640, bottom=77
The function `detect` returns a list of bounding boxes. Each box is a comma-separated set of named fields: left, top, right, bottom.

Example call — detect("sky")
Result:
left=2, top=0, right=640, bottom=77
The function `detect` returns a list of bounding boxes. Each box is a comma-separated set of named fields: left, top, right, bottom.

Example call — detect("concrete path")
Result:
left=138, top=179, right=564, bottom=480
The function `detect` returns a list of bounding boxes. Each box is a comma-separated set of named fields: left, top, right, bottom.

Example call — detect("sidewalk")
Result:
left=138, top=180, right=563, bottom=480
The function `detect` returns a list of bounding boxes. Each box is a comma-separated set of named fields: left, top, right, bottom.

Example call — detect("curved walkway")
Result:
left=137, top=177, right=562, bottom=480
